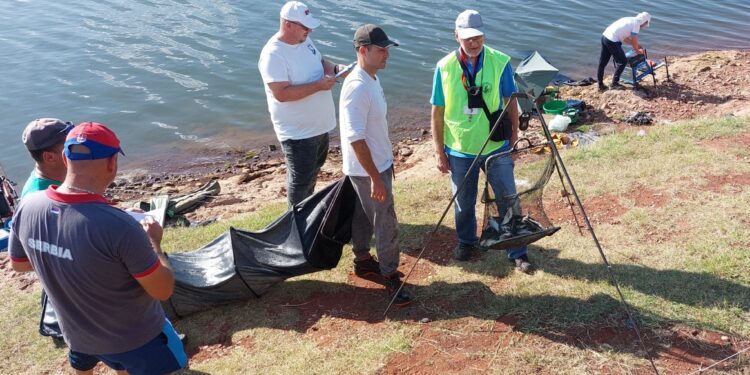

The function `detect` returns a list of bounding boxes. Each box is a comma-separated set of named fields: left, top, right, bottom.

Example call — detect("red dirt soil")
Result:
left=702, top=173, right=750, bottom=193
left=0, top=253, right=38, bottom=292
left=382, top=320, right=750, bottom=375
left=545, top=193, right=627, bottom=227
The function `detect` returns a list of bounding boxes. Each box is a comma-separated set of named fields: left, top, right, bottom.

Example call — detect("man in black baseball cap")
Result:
left=353, top=24, right=399, bottom=49
left=20, top=118, right=74, bottom=198
left=340, top=24, right=411, bottom=306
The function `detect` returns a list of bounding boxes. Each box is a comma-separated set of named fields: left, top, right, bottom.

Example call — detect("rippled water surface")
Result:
left=1, top=0, right=748, bottom=180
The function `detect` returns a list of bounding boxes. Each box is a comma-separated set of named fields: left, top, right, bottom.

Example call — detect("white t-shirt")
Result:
left=258, top=35, right=336, bottom=141
left=602, top=17, right=641, bottom=43
left=339, top=66, right=393, bottom=177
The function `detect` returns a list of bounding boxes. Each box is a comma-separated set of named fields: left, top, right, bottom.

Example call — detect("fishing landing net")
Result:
left=479, top=140, right=560, bottom=250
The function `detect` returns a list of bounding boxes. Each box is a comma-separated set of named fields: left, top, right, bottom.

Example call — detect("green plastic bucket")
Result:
left=542, top=100, right=567, bottom=115
left=562, top=107, right=579, bottom=124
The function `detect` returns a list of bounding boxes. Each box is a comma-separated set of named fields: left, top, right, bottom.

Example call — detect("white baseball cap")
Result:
left=455, top=10, right=484, bottom=39
left=280, top=1, right=320, bottom=29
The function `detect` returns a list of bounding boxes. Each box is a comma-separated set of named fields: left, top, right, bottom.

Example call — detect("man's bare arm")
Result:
left=267, top=77, right=336, bottom=103
left=11, top=259, right=33, bottom=273
left=627, top=35, right=643, bottom=54
left=350, top=140, right=387, bottom=202
left=133, top=218, right=174, bottom=301
left=431, top=105, right=450, bottom=174
left=504, top=97, right=520, bottom=146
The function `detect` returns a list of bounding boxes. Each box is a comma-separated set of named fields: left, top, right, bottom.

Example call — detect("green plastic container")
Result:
left=542, top=100, right=567, bottom=115
left=562, top=107, right=579, bottom=124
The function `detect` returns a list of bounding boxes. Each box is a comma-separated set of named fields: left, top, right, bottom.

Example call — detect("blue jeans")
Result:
left=280, top=133, right=329, bottom=207
left=449, top=151, right=527, bottom=260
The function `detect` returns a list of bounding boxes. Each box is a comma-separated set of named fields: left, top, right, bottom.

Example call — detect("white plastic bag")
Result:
left=549, top=115, right=571, bottom=132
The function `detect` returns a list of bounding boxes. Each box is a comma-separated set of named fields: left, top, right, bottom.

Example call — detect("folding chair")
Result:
left=616, top=49, right=671, bottom=90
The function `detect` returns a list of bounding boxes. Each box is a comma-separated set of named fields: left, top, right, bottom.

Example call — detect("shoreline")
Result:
left=109, top=49, right=750, bottom=222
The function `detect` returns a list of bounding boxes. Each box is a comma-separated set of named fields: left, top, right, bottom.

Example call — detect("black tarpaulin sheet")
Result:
left=162, top=177, right=358, bottom=318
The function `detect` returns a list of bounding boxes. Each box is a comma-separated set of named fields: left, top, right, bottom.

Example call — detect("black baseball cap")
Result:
left=353, top=24, right=399, bottom=48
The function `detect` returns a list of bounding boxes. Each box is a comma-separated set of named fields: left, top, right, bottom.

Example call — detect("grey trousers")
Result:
left=349, top=166, right=400, bottom=276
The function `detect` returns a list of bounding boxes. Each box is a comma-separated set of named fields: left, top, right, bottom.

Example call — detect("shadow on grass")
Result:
left=401, top=222, right=750, bottom=314
left=177, top=274, right=742, bottom=367
left=581, top=106, right=616, bottom=125
left=533, top=246, right=750, bottom=313
left=399, top=222, right=530, bottom=279
left=644, top=80, right=731, bottom=105
left=173, top=223, right=747, bottom=368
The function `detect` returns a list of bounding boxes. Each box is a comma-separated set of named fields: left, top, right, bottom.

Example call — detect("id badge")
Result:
left=463, top=106, right=480, bottom=115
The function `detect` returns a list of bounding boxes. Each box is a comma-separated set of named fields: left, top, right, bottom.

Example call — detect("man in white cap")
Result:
left=259, top=1, right=349, bottom=207
left=597, top=12, right=652, bottom=91
left=430, top=10, right=534, bottom=273
left=20, top=118, right=74, bottom=198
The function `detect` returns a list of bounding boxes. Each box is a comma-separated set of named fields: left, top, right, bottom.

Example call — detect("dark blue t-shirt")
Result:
left=9, top=187, right=164, bottom=354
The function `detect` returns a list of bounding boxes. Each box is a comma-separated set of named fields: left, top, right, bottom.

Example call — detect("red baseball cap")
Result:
left=64, top=122, right=125, bottom=160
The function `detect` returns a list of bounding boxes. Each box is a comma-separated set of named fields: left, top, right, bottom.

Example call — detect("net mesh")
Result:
left=479, top=138, right=560, bottom=250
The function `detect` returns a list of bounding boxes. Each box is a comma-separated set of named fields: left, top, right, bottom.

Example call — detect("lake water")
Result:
left=1, top=0, right=748, bottom=181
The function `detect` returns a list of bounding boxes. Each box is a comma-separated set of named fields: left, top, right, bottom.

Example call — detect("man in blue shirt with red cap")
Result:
left=9, top=122, right=187, bottom=375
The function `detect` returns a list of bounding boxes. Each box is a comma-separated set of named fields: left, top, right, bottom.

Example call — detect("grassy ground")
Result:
left=2, top=116, right=750, bottom=374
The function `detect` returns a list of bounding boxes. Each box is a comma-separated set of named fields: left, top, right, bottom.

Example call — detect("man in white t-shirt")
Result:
left=258, top=1, right=349, bottom=206
left=339, top=24, right=410, bottom=306
left=597, top=12, right=652, bottom=91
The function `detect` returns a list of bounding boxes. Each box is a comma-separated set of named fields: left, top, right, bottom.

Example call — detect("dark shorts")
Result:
left=68, top=320, right=187, bottom=375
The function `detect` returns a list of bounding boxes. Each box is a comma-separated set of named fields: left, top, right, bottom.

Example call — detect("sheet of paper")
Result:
left=127, top=207, right=166, bottom=225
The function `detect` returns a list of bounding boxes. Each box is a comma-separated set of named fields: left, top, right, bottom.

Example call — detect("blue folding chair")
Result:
left=616, top=49, right=671, bottom=90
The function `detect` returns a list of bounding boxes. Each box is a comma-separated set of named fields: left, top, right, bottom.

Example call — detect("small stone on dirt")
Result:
left=420, top=317, right=431, bottom=324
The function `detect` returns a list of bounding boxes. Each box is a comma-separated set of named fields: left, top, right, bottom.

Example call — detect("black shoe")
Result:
left=610, top=82, right=626, bottom=90
left=598, top=84, right=608, bottom=92
left=511, top=255, right=535, bottom=274
left=354, top=255, right=381, bottom=277
left=453, top=243, right=474, bottom=261
left=384, top=275, right=412, bottom=307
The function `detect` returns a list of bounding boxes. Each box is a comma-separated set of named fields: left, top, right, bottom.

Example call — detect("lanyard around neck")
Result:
left=455, top=48, right=483, bottom=90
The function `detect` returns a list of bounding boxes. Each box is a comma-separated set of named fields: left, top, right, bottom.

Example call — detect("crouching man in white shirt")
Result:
left=597, top=11, right=652, bottom=91
left=339, top=24, right=411, bottom=307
